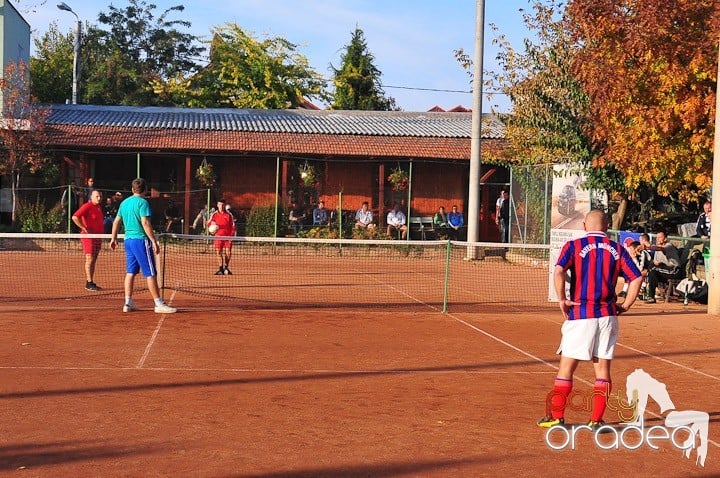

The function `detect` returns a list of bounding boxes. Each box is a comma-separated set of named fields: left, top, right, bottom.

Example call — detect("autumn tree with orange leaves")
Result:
left=0, top=61, right=50, bottom=223
left=566, top=0, right=720, bottom=199
left=475, top=1, right=629, bottom=232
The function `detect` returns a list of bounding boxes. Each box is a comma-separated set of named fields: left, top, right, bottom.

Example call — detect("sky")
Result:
left=15, top=0, right=536, bottom=112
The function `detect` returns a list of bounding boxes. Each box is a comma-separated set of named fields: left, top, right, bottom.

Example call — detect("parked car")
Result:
left=558, top=185, right=576, bottom=216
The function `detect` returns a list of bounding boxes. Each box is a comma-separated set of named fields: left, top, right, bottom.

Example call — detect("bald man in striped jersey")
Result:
left=538, top=209, right=643, bottom=430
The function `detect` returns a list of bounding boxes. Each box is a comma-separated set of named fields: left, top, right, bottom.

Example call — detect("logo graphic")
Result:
left=544, top=368, right=709, bottom=466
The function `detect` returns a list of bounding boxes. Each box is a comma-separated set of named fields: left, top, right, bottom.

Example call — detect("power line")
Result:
left=381, top=84, right=507, bottom=96
left=381, top=84, right=470, bottom=94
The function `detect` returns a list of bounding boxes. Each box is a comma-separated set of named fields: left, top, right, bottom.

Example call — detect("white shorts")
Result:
left=556, top=316, right=618, bottom=361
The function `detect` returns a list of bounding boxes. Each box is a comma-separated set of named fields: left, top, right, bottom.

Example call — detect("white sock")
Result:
left=154, top=298, right=164, bottom=306
left=125, top=297, right=133, bottom=305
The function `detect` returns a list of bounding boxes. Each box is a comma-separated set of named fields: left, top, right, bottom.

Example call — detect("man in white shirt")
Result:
left=386, top=203, right=408, bottom=239
left=355, top=201, right=375, bottom=229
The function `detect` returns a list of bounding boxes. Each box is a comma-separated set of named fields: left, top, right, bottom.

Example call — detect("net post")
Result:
left=160, top=233, right=167, bottom=301
left=443, top=239, right=451, bottom=313
left=206, top=188, right=211, bottom=233
left=338, top=191, right=343, bottom=239
left=66, top=184, right=72, bottom=233
left=406, top=161, right=412, bottom=241
left=274, top=156, right=280, bottom=239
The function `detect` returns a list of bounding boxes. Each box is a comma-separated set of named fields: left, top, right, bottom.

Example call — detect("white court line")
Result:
left=615, top=342, right=720, bottom=382
left=136, top=289, right=178, bottom=368
left=0, top=365, right=553, bottom=374
left=444, top=309, right=720, bottom=449
left=137, top=316, right=165, bottom=368
left=371, top=276, right=445, bottom=312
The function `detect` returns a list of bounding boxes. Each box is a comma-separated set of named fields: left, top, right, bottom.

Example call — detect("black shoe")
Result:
left=587, top=420, right=613, bottom=433
left=224, top=267, right=232, bottom=275
left=215, top=267, right=225, bottom=275
left=85, top=281, right=99, bottom=291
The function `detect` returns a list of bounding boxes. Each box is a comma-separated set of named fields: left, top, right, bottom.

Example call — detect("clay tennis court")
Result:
left=1, top=238, right=719, bottom=476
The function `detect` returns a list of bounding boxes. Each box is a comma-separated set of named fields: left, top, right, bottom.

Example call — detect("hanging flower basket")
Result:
left=387, top=167, right=409, bottom=191
left=195, top=159, right=216, bottom=187
left=300, top=164, right=317, bottom=187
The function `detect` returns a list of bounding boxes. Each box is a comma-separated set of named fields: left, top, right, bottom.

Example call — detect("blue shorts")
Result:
left=124, top=238, right=157, bottom=277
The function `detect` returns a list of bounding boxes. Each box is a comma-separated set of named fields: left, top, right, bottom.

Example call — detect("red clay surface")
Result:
left=1, top=240, right=719, bottom=476
left=1, top=297, right=719, bottom=477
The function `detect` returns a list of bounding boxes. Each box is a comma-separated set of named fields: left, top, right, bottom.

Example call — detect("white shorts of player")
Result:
left=557, top=316, right=618, bottom=361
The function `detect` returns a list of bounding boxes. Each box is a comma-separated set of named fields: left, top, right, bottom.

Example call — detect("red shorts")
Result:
left=81, top=238, right=102, bottom=254
left=214, top=240, right=233, bottom=250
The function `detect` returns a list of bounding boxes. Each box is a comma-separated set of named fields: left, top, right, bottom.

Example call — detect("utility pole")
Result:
left=708, top=39, right=720, bottom=314
left=57, top=2, right=81, bottom=104
left=466, top=0, right=485, bottom=258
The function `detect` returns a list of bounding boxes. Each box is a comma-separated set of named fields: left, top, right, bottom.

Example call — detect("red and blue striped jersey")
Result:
left=556, top=232, right=641, bottom=320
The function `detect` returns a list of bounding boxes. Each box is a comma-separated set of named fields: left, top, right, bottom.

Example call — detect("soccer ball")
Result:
left=208, top=224, right=219, bottom=235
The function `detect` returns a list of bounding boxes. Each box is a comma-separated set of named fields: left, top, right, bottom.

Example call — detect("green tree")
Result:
left=30, top=22, right=75, bottom=104
left=153, top=24, right=327, bottom=108
left=83, top=0, right=204, bottom=105
left=331, top=28, right=398, bottom=111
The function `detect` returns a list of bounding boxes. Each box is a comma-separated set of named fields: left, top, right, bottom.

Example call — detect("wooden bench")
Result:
left=409, top=216, right=435, bottom=240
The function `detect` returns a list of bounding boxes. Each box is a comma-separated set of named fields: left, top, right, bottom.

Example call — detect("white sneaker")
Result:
left=123, top=304, right=139, bottom=313
left=154, top=303, right=177, bottom=314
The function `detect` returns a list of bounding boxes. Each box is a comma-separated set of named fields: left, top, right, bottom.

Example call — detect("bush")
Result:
left=246, top=203, right=287, bottom=237
left=298, top=226, right=341, bottom=239
left=18, top=198, right=64, bottom=233
left=351, top=226, right=393, bottom=240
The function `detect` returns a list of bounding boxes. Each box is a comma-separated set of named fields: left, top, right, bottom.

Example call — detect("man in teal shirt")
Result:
left=110, top=178, right=177, bottom=314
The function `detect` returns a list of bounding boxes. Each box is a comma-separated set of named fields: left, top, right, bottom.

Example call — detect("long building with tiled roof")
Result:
left=43, top=104, right=509, bottom=240
left=46, top=104, right=505, bottom=160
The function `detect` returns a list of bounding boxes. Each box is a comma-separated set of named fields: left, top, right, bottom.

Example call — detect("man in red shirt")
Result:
left=72, top=189, right=105, bottom=290
left=208, top=199, right=236, bottom=275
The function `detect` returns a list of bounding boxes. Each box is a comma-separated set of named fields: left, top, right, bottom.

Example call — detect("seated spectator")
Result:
left=355, top=201, right=375, bottom=229
left=433, top=205, right=450, bottom=238
left=644, top=230, right=681, bottom=304
left=447, top=205, right=464, bottom=240
left=288, top=201, right=306, bottom=235
left=386, top=203, right=408, bottom=239
left=313, top=200, right=329, bottom=226
left=639, top=233, right=653, bottom=257
left=164, top=199, right=181, bottom=233
left=619, top=240, right=651, bottom=297
left=695, top=201, right=711, bottom=238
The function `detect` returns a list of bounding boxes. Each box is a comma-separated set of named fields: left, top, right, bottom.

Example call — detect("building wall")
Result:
left=0, top=0, right=31, bottom=71
left=322, top=162, right=375, bottom=211
left=60, top=151, right=509, bottom=240
left=216, top=156, right=277, bottom=211
left=410, top=162, right=467, bottom=216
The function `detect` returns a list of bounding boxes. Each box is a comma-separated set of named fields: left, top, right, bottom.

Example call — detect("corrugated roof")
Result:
left=46, top=104, right=504, bottom=139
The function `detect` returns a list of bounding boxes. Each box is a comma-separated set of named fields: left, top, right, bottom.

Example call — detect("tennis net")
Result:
left=0, top=233, right=551, bottom=311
